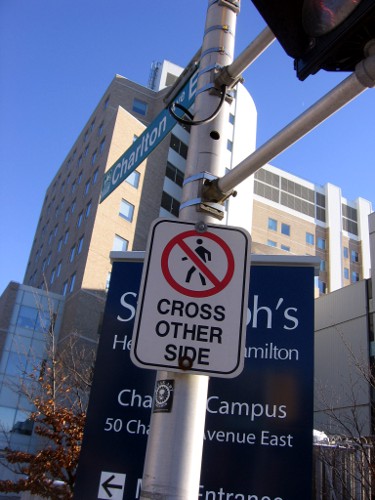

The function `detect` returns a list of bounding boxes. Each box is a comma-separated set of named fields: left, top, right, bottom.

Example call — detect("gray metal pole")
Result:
left=139, top=1, right=239, bottom=498
left=217, top=53, right=375, bottom=195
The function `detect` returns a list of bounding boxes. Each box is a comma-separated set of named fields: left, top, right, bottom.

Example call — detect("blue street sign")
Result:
left=100, top=72, right=198, bottom=203
left=74, top=257, right=315, bottom=500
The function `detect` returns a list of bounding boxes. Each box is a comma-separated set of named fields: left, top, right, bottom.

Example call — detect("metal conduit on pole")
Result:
left=215, top=48, right=375, bottom=196
left=139, top=1, right=240, bottom=498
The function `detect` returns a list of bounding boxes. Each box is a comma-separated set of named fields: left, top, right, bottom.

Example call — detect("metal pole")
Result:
left=218, top=54, right=375, bottom=194
left=140, top=1, right=239, bottom=498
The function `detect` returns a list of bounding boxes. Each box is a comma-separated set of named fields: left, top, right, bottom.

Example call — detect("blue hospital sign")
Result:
left=74, top=256, right=316, bottom=500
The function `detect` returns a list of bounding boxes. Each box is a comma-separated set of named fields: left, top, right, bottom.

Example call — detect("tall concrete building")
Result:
left=0, top=60, right=373, bottom=488
left=21, top=59, right=372, bottom=343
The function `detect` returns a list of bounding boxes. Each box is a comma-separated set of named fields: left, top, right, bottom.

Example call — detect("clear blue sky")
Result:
left=0, top=0, right=374, bottom=294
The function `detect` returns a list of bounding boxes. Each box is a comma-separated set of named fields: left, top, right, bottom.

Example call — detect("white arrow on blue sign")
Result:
left=100, top=71, right=198, bottom=203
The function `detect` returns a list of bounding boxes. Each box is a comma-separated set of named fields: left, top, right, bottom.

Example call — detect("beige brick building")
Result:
left=16, top=60, right=372, bottom=346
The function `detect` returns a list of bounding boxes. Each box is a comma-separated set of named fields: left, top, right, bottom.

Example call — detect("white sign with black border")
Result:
left=131, top=218, right=251, bottom=378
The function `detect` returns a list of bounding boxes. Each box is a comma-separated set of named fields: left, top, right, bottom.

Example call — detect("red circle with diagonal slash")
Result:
left=161, top=230, right=235, bottom=298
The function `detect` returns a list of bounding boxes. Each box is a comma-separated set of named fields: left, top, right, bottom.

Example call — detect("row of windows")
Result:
left=267, top=218, right=326, bottom=249
left=41, top=159, right=99, bottom=243
left=343, top=268, right=359, bottom=282
left=343, top=247, right=359, bottom=263
left=49, top=133, right=105, bottom=202
left=268, top=218, right=290, bottom=236
left=266, top=240, right=290, bottom=252
left=254, top=169, right=326, bottom=223
left=29, top=198, right=92, bottom=287
left=62, top=272, right=76, bottom=296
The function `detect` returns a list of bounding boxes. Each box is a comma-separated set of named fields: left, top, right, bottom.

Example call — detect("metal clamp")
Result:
left=201, top=177, right=237, bottom=204
left=204, top=24, right=232, bottom=36
left=201, top=46, right=231, bottom=59
left=183, top=172, right=218, bottom=186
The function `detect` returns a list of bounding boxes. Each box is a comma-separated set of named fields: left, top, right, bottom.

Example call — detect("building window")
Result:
left=90, top=118, right=96, bottom=132
left=318, top=280, right=327, bottom=294
left=85, top=200, right=92, bottom=218
left=351, top=271, right=359, bottom=283
left=50, top=268, right=56, bottom=285
left=166, top=162, right=184, bottom=187
left=91, top=150, right=97, bottom=165
left=351, top=250, right=359, bottom=263
left=113, top=235, right=128, bottom=252
left=62, top=280, right=68, bottom=296
left=100, top=138, right=106, bottom=154
left=85, top=180, right=90, bottom=195
left=227, top=139, right=233, bottom=152
left=317, top=237, right=326, bottom=250
left=106, top=272, right=111, bottom=291
left=306, top=232, right=314, bottom=245
left=92, top=169, right=99, bottom=184
left=170, top=134, right=188, bottom=159
left=267, top=240, right=277, bottom=247
left=229, top=113, right=235, bottom=125
left=281, top=245, right=290, bottom=252
left=119, top=199, right=134, bottom=222
left=281, top=223, right=290, bottom=236
left=64, top=230, right=69, bottom=245
left=83, top=144, right=89, bottom=157
left=57, top=261, right=62, bottom=277
left=320, top=260, right=326, bottom=272
left=69, top=245, right=76, bottom=263
left=98, top=121, right=104, bottom=136
left=64, top=209, right=70, bottom=223
left=77, top=211, right=83, bottom=228
left=161, top=191, right=180, bottom=217
left=104, top=96, right=110, bottom=109
left=125, top=170, right=140, bottom=188
left=132, top=98, right=148, bottom=116
left=77, top=235, right=84, bottom=254
left=69, top=273, right=76, bottom=293
left=77, top=171, right=83, bottom=184
left=268, top=218, right=277, bottom=231
left=343, top=247, right=349, bottom=259
left=344, top=267, right=349, bottom=280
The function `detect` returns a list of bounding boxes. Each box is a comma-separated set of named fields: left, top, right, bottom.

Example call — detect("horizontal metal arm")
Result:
left=218, top=54, right=375, bottom=195
left=215, top=27, right=275, bottom=88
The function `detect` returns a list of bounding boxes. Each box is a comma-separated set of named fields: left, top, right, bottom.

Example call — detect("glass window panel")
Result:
left=268, top=218, right=277, bottom=231
left=119, top=200, right=134, bottom=222
left=125, top=170, right=140, bottom=188
left=17, top=306, right=38, bottom=330
left=132, top=98, right=148, bottom=115
left=113, top=235, right=128, bottom=252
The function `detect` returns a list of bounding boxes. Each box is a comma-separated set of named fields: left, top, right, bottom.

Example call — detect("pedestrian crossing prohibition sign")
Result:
left=131, top=218, right=251, bottom=377
left=161, top=230, right=235, bottom=298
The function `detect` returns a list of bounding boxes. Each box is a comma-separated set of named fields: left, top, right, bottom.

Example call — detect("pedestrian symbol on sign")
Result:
left=184, top=238, right=212, bottom=286
left=161, top=230, right=235, bottom=298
